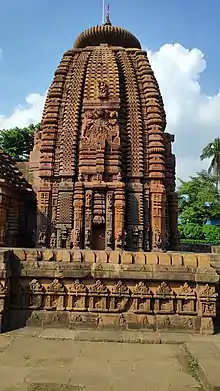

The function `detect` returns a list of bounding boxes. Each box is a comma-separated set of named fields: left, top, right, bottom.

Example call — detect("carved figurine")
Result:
left=115, top=231, right=123, bottom=249
left=82, top=111, right=94, bottom=138
left=60, top=227, right=68, bottom=248
left=106, top=230, right=112, bottom=249
left=50, top=232, right=56, bottom=249
left=107, top=192, right=113, bottom=209
left=73, top=228, right=80, bottom=248
left=85, top=228, right=91, bottom=248
left=98, top=81, right=108, bottom=99
left=85, top=191, right=92, bottom=208
left=38, top=230, right=46, bottom=247
left=109, top=111, right=120, bottom=141
left=132, top=227, right=139, bottom=250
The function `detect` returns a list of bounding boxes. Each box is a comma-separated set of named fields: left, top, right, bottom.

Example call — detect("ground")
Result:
left=1, top=328, right=220, bottom=391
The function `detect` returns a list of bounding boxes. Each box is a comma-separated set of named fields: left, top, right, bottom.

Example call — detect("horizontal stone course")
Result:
left=0, top=249, right=218, bottom=335
left=5, top=248, right=214, bottom=267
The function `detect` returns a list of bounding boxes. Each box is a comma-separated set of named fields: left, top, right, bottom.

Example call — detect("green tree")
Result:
left=178, top=170, right=220, bottom=225
left=200, top=137, right=220, bottom=189
left=0, top=123, right=41, bottom=162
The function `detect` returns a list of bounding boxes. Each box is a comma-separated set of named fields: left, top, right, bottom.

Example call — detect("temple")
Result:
left=0, top=149, right=36, bottom=247
left=30, top=17, right=178, bottom=252
left=0, top=18, right=218, bottom=335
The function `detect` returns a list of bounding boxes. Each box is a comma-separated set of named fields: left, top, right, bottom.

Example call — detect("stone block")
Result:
left=146, top=252, right=158, bottom=265
left=109, top=251, right=120, bottom=264
left=198, top=254, right=211, bottom=267
left=13, top=249, right=26, bottom=261
left=26, top=250, right=41, bottom=262
left=56, top=250, right=71, bottom=262
left=71, top=250, right=82, bottom=262
left=158, top=253, right=171, bottom=265
left=183, top=253, right=198, bottom=268
left=134, top=252, right=146, bottom=264
left=42, top=250, right=54, bottom=261
left=171, top=253, right=182, bottom=266
left=121, top=252, right=133, bottom=264
left=84, top=251, right=96, bottom=263
left=96, top=251, right=108, bottom=263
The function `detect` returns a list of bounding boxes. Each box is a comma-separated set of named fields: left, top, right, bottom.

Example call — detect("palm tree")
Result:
left=200, top=138, right=220, bottom=190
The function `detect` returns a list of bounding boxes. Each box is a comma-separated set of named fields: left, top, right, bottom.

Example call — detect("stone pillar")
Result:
left=148, top=125, right=166, bottom=251
left=126, top=182, right=144, bottom=251
left=143, top=183, right=150, bottom=251
left=84, top=190, right=93, bottom=249
left=114, top=182, right=125, bottom=250
left=169, top=192, right=179, bottom=249
left=71, top=176, right=84, bottom=249
left=106, top=191, right=114, bottom=250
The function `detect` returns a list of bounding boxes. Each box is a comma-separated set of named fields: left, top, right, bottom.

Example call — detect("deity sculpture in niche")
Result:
left=98, top=81, right=108, bottom=99
left=81, top=109, right=120, bottom=145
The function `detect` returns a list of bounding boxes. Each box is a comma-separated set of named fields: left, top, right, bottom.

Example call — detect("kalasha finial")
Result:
left=105, top=4, right=112, bottom=26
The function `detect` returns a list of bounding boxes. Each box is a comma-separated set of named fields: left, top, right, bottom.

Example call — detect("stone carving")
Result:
left=0, top=282, right=6, bottom=295
left=47, top=279, right=65, bottom=293
left=38, top=229, right=46, bottom=247
left=179, top=283, right=194, bottom=296
left=29, top=19, right=178, bottom=252
left=110, top=280, right=130, bottom=312
left=88, top=280, right=108, bottom=312
left=98, top=81, right=108, bottom=99
left=112, top=280, right=129, bottom=295
left=29, top=279, right=43, bottom=292
left=72, top=228, right=80, bottom=248
left=198, top=284, right=216, bottom=297
left=81, top=109, right=120, bottom=145
left=67, top=279, right=87, bottom=311
left=50, top=232, right=56, bottom=249
left=156, top=282, right=172, bottom=296
left=133, top=281, right=151, bottom=295
left=69, top=279, right=87, bottom=293
left=89, top=280, right=108, bottom=294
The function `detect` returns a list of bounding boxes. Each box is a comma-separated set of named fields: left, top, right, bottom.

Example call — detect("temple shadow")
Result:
left=2, top=253, right=34, bottom=332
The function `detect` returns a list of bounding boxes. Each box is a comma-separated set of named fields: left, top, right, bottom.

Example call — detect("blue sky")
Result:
left=0, top=0, right=220, bottom=180
left=0, top=0, right=219, bottom=115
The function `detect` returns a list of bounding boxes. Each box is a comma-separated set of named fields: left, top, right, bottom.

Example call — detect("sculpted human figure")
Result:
left=82, top=111, right=94, bottom=138
left=98, top=81, right=108, bottom=99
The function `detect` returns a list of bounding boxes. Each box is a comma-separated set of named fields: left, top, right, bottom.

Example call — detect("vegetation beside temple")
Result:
left=179, top=138, right=220, bottom=244
left=0, top=123, right=38, bottom=161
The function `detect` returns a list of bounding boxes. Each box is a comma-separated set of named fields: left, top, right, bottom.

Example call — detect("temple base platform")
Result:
left=0, top=248, right=219, bottom=335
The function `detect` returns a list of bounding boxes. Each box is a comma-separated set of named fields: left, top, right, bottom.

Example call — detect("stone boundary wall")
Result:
left=0, top=249, right=218, bottom=334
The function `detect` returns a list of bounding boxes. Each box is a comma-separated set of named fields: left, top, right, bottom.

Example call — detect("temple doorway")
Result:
left=91, top=224, right=105, bottom=250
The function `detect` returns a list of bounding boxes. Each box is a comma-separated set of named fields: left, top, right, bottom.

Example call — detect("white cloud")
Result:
left=0, top=93, right=46, bottom=129
left=148, top=43, right=220, bottom=181
left=0, top=42, right=219, bottom=182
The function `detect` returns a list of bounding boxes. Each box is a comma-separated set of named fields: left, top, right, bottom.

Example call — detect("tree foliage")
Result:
left=0, top=123, right=41, bottom=161
left=178, top=170, right=220, bottom=225
left=200, top=137, right=220, bottom=188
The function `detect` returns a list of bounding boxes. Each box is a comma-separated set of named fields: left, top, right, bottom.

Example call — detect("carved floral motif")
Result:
left=112, top=281, right=130, bottom=295
left=29, top=279, right=44, bottom=292
left=156, top=282, right=173, bottom=296
left=47, top=279, right=65, bottom=292
left=89, top=280, right=108, bottom=294
left=69, top=279, right=87, bottom=294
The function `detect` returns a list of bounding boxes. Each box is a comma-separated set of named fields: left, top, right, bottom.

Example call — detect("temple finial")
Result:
left=105, top=4, right=112, bottom=26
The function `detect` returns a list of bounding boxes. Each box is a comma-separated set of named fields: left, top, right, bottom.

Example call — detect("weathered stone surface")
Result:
left=28, top=19, right=178, bottom=253
left=0, top=249, right=218, bottom=334
left=0, top=329, right=207, bottom=391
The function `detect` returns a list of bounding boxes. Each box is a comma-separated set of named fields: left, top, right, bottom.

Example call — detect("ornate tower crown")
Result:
left=30, top=20, right=178, bottom=252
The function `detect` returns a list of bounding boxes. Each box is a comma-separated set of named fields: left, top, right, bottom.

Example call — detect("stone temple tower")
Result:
left=30, top=17, right=178, bottom=252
